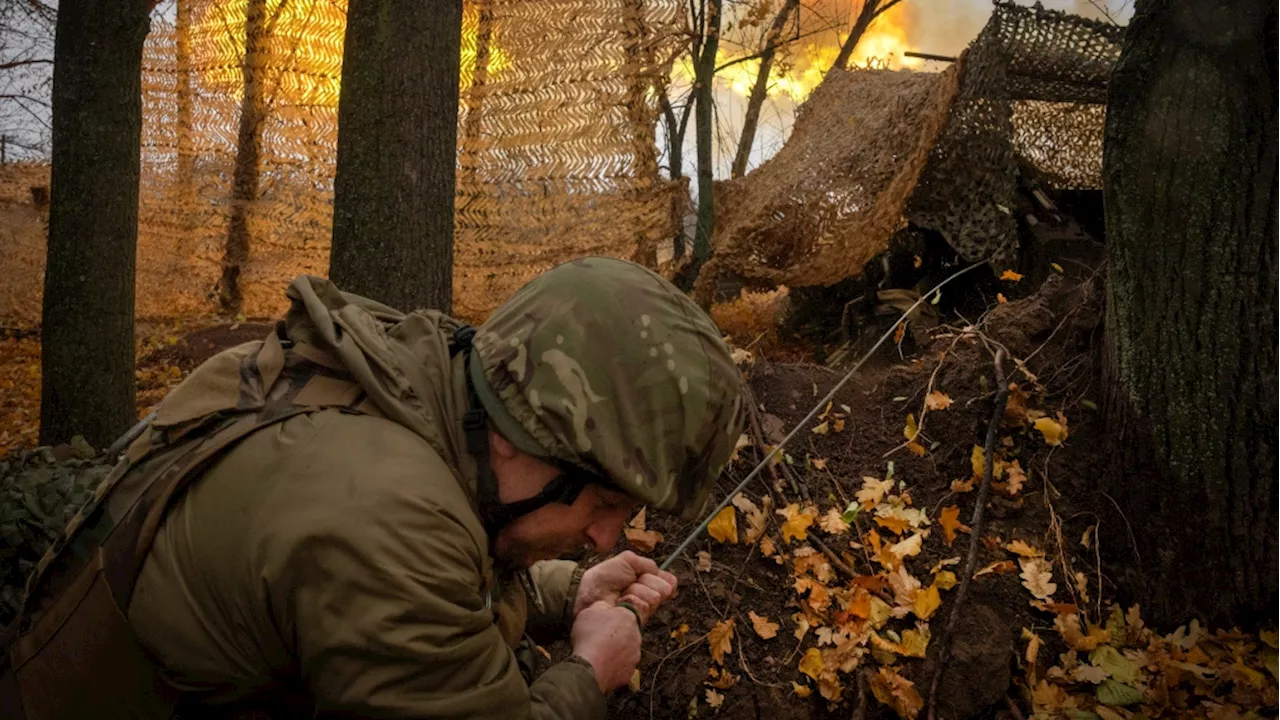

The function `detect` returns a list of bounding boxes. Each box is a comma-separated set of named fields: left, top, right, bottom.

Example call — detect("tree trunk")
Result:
left=329, top=0, right=462, bottom=314
left=39, top=0, right=151, bottom=448
left=831, top=0, right=890, bottom=72
left=730, top=0, right=798, bottom=179
left=1101, top=0, right=1277, bottom=628
left=691, top=0, right=721, bottom=272
left=219, top=0, right=267, bottom=315
left=175, top=0, right=194, bottom=206
left=660, top=94, right=692, bottom=260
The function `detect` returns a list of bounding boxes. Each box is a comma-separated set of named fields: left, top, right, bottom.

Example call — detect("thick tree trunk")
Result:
left=730, top=0, right=798, bottom=179
left=691, top=0, right=721, bottom=270
left=219, top=0, right=267, bottom=315
left=329, top=0, right=462, bottom=314
left=830, top=0, right=882, bottom=72
left=39, top=0, right=151, bottom=448
left=1101, top=0, right=1277, bottom=628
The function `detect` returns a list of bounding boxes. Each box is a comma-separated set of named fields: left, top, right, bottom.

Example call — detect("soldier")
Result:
left=1, top=257, right=746, bottom=719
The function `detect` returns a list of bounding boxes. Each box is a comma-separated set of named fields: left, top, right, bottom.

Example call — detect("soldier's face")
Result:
left=489, top=431, right=640, bottom=566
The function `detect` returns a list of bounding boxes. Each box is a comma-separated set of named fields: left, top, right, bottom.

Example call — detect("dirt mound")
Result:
left=604, top=271, right=1114, bottom=719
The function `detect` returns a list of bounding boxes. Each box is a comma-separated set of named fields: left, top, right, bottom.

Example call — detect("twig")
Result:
left=649, top=630, right=713, bottom=720
left=926, top=349, right=1010, bottom=720
left=853, top=668, right=871, bottom=720
left=884, top=341, right=960, bottom=458
left=737, top=637, right=787, bottom=688
left=1004, top=695, right=1027, bottom=720
left=810, top=534, right=856, bottom=578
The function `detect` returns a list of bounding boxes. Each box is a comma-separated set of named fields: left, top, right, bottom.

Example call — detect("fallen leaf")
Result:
left=792, top=613, right=811, bottom=641
left=1006, top=540, right=1044, bottom=557
left=1056, top=613, right=1112, bottom=651
left=875, top=515, right=912, bottom=534
left=1034, top=416, right=1069, bottom=446
left=708, top=619, right=735, bottom=664
left=889, top=532, right=925, bottom=561
left=1023, top=628, right=1043, bottom=665
left=929, top=557, right=960, bottom=574
left=950, top=477, right=975, bottom=493
left=903, top=413, right=927, bottom=455
left=894, top=321, right=907, bottom=345
left=799, top=648, right=824, bottom=680
left=933, top=571, right=957, bottom=590
left=759, top=535, right=777, bottom=557
left=794, top=577, right=831, bottom=614
left=705, top=688, right=724, bottom=708
left=629, top=668, right=642, bottom=692
left=857, top=477, right=895, bottom=508
left=974, top=560, right=1017, bottom=578
left=811, top=457, right=828, bottom=470
left=706, top=667, right=738, bottom=689
left=1072, top=663, right=1110, bottom=684
left=1081, top=525, right=1095, bottom=549
left=671, top=623, right=690, bottom=643
left=1001, top=269, right=1024, bottom=282
left=730, top=433, right=751, bottom=463
left=629, top=507, right=648, bottom=530
left=888, top=565, right=922, bottom=608
left=939, top=506, right=964, bottom=546
left=914, top=583, right=941, bottom=620
left=1032, top=679, right=1067, bottom=711
left=792, top=682, right=812, bottom=698
left=832, top=417, right=846, bottom=432
left=1019, top=557, right=1057, bottom=600
left=1096, top=679, right=1143, bottom=707
left=697, top=551, right=713, bottom=572
left=1074, top=571, right=1090, bottom=603
left=624, top=527, right=664, bottom=552
left=997, top=293, right=1008, bottom=304
left=732, top=494, right=770, bottom=543
left=820, top=508, right=850, bottom=535
left=708, top=506, right=738, bottom=544
left=749, top=611, right=779, bottom=640
left=778, top=504, right=814, bottom=543
left=1002, top=460, right=1027, bottom=495
left=811, top=421, right=829, bottom=435
left=869, top=666, right=923, bottom=719
left=1090, top=646, right=1140, bottom=685
left=868, top=595, right=892, bottom=628
left=925, top=391, right=953, bottom=411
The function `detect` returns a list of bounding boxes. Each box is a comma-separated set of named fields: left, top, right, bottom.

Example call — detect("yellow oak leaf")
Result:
left=778, top=504, right=814, bottom=543
left=914, top=583, right=942, bottom=620
left=974, top=560, right=1018, bottom=578
left=869, top=595, right=892, bottom=628
left=671, top=623, right=690, bottom=643
left=857, top=477, right=895, bottom=508
left=889, top=532, right=925, bottom=561
left=1023, top=627, right=1043, bottom=665
left=792, top=682, right=812, bottom=697
left=903, top=413, right=926, bottom=455
left=1034, top=416, right=1069, bottom=446
left=869, top=666, right=923, bottom=719
left=759, top=535, right=777, bottom=557
left=811, top=420, right=829, bottom=435
left=811, top=457, right=828, bottom=470
left=925, top=391, right=953, bottom=411
left=1055, top=613, right=1111, bottom=651
left=1005, top=539, right=1044, bottom=557
left=933, top=571, right=957, bottom=590
left=707, top=506, right=738, bottom=544
left=628, top=507, right=648, bottom=530
left=875, top=515, right=911, bottom=534
left=997, top=293, right=1008, bottom=304
left=939, top=505, right=964, bottom=546
left=732, top=493, right=770, bottom=543
left=708, top=618, right=735, bottom=664
left=1000, top=269, right=1024, bottom=281
left=1002, top=460, right=1027, bottom=495
left=798, top=648, right=824, bottom=680
left=950, top=477, right=975, bottom=493
left=749, top=611, right=779, bottom=640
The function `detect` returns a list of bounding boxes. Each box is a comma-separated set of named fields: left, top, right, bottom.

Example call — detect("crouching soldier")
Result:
left=1, top=257, right=746, bottom=719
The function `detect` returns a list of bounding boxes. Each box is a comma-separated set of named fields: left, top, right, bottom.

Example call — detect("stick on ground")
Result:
left=926, top=349, right=1009, bottom=720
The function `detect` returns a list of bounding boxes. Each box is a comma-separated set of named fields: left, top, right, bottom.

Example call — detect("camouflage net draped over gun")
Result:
left=697, top=1, right=1123, bottom=300
left=0, top=441, right=111, bottom=627
left=0, top=0, right=681, bottom=326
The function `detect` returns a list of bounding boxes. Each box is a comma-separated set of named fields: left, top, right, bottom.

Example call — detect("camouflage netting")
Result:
left=0, top=0, right=681, bottom=326
left=699, top=1, right=1123, bottom=297
left=0, top=441, right=111, bottom=626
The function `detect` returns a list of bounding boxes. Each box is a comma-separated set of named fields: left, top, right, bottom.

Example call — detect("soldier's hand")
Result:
left=575, top=550, right=678, bottom=618
left=571, top=600, right=643, bottom=693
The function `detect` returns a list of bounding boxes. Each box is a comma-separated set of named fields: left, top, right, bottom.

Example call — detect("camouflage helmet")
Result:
left=470, top=257, right=746, bottom=520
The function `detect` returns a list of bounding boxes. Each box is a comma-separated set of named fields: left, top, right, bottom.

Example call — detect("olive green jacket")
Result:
left=127, top=277, right=606, bottom=718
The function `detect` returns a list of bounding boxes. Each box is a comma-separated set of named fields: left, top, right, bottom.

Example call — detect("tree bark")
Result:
left=39, top=0, right=151, bottom=448
left=690, top=0, right=721, bottom=274
left=219, top=0, right=267, bottom=315
left=730, top=0, right=798, bottom=179
left=1102, top=0, right=1277, bottom=628
left=329, top=0, right=462, bottom=314
left=831, top=0, right=898, bottom=72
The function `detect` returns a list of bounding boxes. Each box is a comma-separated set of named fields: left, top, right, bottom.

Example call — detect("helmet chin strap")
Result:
left=456, top=330, right=587, bottom=538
